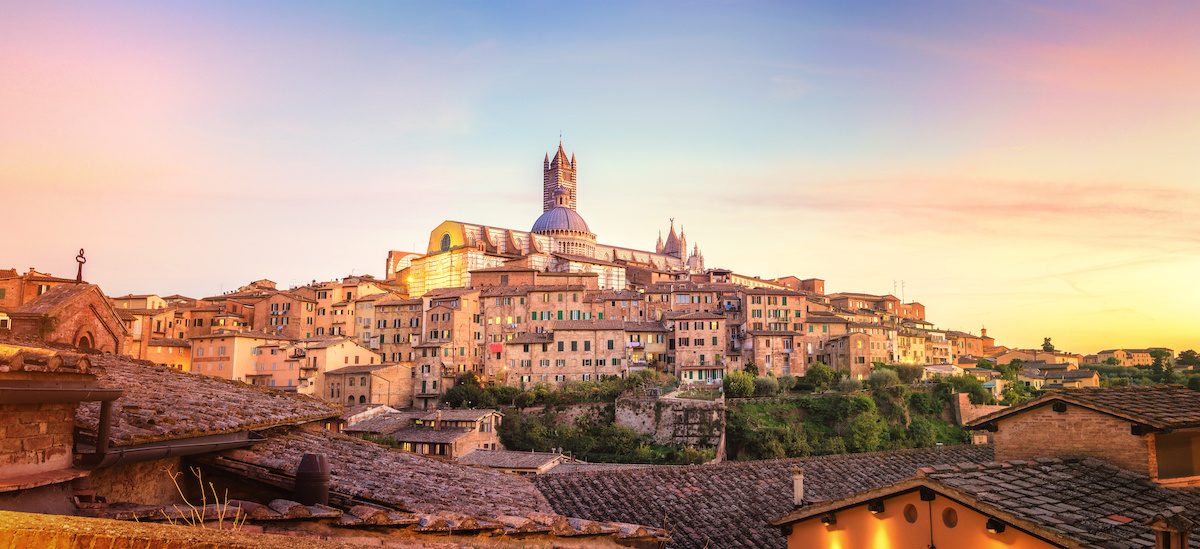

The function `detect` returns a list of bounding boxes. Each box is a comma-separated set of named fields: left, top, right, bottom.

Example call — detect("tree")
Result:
left=907, top=416, right=938, bottom=448
left=724, top=370, right=755, bottom=398
left=778, top=375, right=797, bottom=393
left=1104, top=357, right=1120, bottom=367
left=442, top=373, right=496, bottom=408
left=868, top=369, right=901, bottom=391
left=1042, top=338, right=1055, bottom=352
left=836, top=377, right=863, bottom=393
left=1178, top=350, right=1200, bottom=368
left=804, top=362, right=835, bottom=392
left=743, top=361, right=759, bottom=376
left=1188, top=375, right=1200, bottom=391
left=1150, top=349, right=1176, bottom=382
left=894, top=365, right=924, bottom=385
left=753, top=375, right=780, bottom=396
left=847, top=410, right=885, bottom=452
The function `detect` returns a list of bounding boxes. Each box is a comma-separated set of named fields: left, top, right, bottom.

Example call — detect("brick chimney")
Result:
left=434, top=410, right=442, bottom=431
left=792, top=467, right=804, bottom=507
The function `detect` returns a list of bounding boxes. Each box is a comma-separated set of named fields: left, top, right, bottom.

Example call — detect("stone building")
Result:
left=321, top=362, right=413, bottom=408
left=390, top=143, right=707, bottom=296
left=0, top=284, right=126, bottom=354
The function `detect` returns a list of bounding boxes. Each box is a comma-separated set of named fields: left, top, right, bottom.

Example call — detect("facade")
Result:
left=392, top=144, right=706, bottom=297
left=322, top=362, right=414, bottom=408
left=0, top=283, right=126, bottom=354
left=1097, top=348, right=1175, bottom=367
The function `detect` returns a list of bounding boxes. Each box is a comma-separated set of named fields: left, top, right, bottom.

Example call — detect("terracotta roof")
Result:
left=385, top=426, right=474, bottom=444
left=458, top=450, right=567, bottom=470
left=343, top=411, right=424, bottom=435
left=324, top=363, right=397, bottom=376
left=622, top=321, right=668, bottom=332
left=217, top=428, right=553, bottom=517
left=919, top=458, right=1200, bottom=548
left=806, top=313, right=849, bottom=324
left=418, top=409, right=499, bottom=422
left=583, top=289, right=643, bottom=302
left=552, top=320, right=626, bottom=331
left=541, top=462, right=657, bottom=475
left=967, top=385, right=1200, bottom=430
left=11, top=283, right=92, bottom=314
left=665, top=311, right=725, bottom=321
left=504, top=333, right=555, bottom=345
left=147, top=338, right=190, bottom=348
left=77, top=354, right=338, bottom=447
left=534, top=445, right=993, bottom=549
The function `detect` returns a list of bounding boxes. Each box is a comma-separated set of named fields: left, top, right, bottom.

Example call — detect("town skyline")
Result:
left=5, top=1, right=1199, bottom=354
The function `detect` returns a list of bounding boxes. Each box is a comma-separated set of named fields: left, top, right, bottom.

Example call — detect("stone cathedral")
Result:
left=387, top=142, right=705, bottom=296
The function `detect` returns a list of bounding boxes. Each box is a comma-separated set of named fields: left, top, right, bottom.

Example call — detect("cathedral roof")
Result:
left=532, top=206, right=592, bottom=234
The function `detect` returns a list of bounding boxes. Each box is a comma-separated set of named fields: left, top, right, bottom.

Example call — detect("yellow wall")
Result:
left=788, top=490, right=1058, bottom=549
left=426, top=221, right=468, bottom=254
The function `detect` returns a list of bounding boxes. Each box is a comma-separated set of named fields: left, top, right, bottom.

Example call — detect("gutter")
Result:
left=0, top=380, right=123, bottom=404
left=77, top=431, right=265, bottom=469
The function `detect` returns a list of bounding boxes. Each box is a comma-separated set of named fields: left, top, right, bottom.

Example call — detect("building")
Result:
left=190, top=331, right=292, bottom=382
left=457, top=449, right=577, bottom=476
left=391, top=143, right=707, bottom=297
left=1017, top=367, right=1099, bottom=389
left=321, top=362, right=413, bottom=408
left=669, top=311, right=727, bottom=384
left=346, top=409, right=504, bottom=460
left=0, top=283, right=126, bottom=354
left=1097, top=348, right=1175, bottom=367
left=772, top=385, right=1200, bottom=548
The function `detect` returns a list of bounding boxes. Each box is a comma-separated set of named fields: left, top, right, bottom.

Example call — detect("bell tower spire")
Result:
left=542, top=139, right=578, bottom=212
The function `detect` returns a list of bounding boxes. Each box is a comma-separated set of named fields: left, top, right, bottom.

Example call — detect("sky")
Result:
left=2, top=1, right=1198, bottom=354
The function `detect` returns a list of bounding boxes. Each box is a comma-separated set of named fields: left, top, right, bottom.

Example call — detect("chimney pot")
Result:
left=792, top=467, right=804, bottom=507
left=294, top=453, right=330, bottom=505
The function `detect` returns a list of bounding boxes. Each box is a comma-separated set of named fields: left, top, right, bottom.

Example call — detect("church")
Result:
left=387, top=142, right=706, bottom=296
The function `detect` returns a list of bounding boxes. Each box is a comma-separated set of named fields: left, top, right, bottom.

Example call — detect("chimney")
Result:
left=792, top=467, right=804, bottom=507
left=1149, top=506, right=1193, bottom=549
left=434, top=410, right=443, bottom=431
left=294, top=453, right=330, bottom=505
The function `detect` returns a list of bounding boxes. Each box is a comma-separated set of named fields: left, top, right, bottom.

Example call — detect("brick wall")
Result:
left=0, top=402, right=75, bottom=477
left=992, top=403, right=1150, bottom=474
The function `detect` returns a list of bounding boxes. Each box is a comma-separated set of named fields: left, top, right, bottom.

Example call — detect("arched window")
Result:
left=440, top=233, right=452, bottom=251
left=347, top=396, right=355, bottom=403
left=358, top=395, right=366, bottom=404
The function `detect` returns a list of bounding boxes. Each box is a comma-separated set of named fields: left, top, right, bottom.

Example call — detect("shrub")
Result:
left=1188, top=375, right=1200, bottom=391
left=804, top=362, right=835, bottom=391
left=778, top=375, right=797, bottom=393
left=894, top=365, right=924, bottom=384
left=753, top=375, right=780, bottom=396
left=836, top=377, right=862, bottom=393
left=868, top=369, right=900, bottom=391
left=848, top=410, right=885, bottom=452
left=724, top=370, right=755, bottom=398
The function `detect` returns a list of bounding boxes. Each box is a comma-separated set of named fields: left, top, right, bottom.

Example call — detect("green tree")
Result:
left=753, top=375, right=780, bottom=396
left=1151, top=349, right=1176, bottom=382
left=1104, top=357, right=1121, bottom=367
left=442, top=373, right=496, bottom=408
left=1042, top=338, right=1055, bottom=352
left=1188, top=375, right=1200, bottom=391
left=778, top=375, right=797, bottom=393
left=836, top=377, right=863, bottom=393
left=743, top=361, right=759, bottom=376
left=847, top=410, right=885, bottom=452
left=907, top=416, right=938, bottom=447
left=1178, top=350, right=1200, bottom=368
left=724, top=370, right=755, bottom=398
left=804, top=362, right=835, bottom=392
left=868, top=369, right=901, bottom=391
left=894, top=365, right=924, bottom=384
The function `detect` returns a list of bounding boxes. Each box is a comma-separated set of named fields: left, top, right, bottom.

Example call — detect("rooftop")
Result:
left=968, top=385, right=1200, bottom=430
left=458, top=449, right=569, bottom=470
left=534, top=444, right=992, bottom=549
left=77, top=354, right=338, bottom=447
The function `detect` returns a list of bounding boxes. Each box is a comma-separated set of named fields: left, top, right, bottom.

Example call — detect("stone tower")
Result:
left=543, top=142, right=577, bottom=213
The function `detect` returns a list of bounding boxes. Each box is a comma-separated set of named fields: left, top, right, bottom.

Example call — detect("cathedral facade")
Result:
left=389, top=143, right=706, bottom=296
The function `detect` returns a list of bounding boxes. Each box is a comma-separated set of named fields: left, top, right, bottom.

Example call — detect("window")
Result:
left=1155, top=431, right=1200, bottom=479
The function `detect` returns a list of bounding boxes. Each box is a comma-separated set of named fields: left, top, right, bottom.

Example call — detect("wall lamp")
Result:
left=986, top=518, right=1007, bottom=534
left=820, top=513, right=837, bottom=526
left=868, top=500, right=886, bottom=515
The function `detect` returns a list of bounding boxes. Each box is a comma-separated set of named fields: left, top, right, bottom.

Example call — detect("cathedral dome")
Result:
left=532, top=206, right=592, bottom=235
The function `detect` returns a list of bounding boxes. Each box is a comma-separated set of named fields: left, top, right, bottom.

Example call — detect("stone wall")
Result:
left=615, top=393, right=725, bottom=447
left=992, top=403, right=1151, bottom=474
left=0, top=402, right=75, bottom=477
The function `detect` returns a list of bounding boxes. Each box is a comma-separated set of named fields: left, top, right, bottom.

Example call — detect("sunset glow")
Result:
left=3, top=1, right=1198, bottom=353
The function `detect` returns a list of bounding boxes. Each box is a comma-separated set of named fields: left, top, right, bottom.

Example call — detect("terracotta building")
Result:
left=669, top=311, right=727, bottom=384
left=322, top=362, right=413, bottom=408
left=0, top=284, right=126, bottom=354
left=773, top=385, right=1200, bottom=548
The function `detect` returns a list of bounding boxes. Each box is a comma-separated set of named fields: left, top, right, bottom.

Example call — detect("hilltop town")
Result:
left=2, top=145, right=1199, bottom=548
